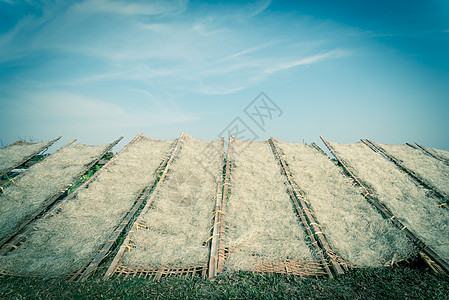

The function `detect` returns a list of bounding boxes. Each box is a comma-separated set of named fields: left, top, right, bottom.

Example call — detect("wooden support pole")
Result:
left=405, top=143, right=418, bottom=149
left=216, top=137, right=233, bottom=274
left=310, top=142, right=327, bottom=156
left=208, top=138, right=225, bottom=278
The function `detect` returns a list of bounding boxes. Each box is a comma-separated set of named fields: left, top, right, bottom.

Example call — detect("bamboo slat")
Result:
left=208, top=138, right=225, bottom=278
left=310, top=142, right=327, bottom=156
left=406, top=143, right=418, bottom=149
left=217, top=137, right=233, bottom=274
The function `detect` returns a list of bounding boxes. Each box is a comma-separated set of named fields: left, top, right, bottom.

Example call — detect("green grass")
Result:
left=1, top=263, right=448, bottom=299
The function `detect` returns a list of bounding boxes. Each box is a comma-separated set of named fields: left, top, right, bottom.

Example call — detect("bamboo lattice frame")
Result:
left=208, top=138, right=225, bottom=278
left=113, top=264, right=208, bottom=280
left=217, top=137, right=233, bottom=275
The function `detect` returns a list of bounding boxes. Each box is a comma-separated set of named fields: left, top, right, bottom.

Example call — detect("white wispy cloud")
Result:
left=263, top=49, right=348, bottom=75
left=217, top=41, right=277, bottom=62
left=74, top=0, right=187, bottom=16
left=245, top=0, right=272, bottom=18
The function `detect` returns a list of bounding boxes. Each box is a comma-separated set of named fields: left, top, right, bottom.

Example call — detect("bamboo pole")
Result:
left=406, top=143, right=418, bottom=149
left=269, top=138, right=343, bottom=277
left=207, top=138, right=225, bottom=278
left=216, top=137, right=233, bottom=274
left=102, top=132, right=185, bottom=281
left=320, top=136, right=449, bottom=276
left=310, top=142, right=327, bottom=156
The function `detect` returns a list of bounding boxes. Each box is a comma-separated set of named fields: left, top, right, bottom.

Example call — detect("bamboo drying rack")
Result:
left=362, top=139, right=448, bottom=209
left=320, top=136, right=449, bottom=275
left=269, top=138, right=346, bottom=278
left=216, top=137, right=332, bottom=278
left=0, top=136, right=123, bottom=251
left=103, top=134, right=226, bottom=280
left=0, top=136, right=61, bottom=179
left=75, top=133, right=185, bottom=281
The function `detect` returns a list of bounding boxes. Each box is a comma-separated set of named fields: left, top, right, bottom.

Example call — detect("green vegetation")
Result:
left=29, top=154, right=50, bottom=162
left=102, top=151, right=114, bottom=160
left=67, top=165, right=101, bottom=194
left=0, top=263, right=448, bottom=299
left=67, top=152, right=114, bottom=194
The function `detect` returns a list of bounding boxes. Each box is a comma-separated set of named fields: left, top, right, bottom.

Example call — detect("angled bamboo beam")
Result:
left=0, top=136, right=62, bottom=179
left=208, top=138, right=225, bottom=278
left=320, top=136, right=449, bottom=275
left=415, top=142, right=449, bottom=167
left=0, top=136, right=124, bottom=253
left=362, top=139, right=448, bottom=210
left=102, top=132, right=185, bottom=281
left=310, top=142, right=327, bottom=156
left=405, top=143, right=418, bottom=149
left=217, top=137, right=233, bottom=274
left=319, top=137, right=367, bottom=191
left=269, top=138, right=342, bottom=278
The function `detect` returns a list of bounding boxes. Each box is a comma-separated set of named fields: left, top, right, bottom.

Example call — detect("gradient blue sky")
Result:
left=1, top=0, right=448, bottom=151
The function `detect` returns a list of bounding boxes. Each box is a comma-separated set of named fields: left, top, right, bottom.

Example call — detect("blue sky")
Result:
left=1, top=0, right=448, bottom=151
